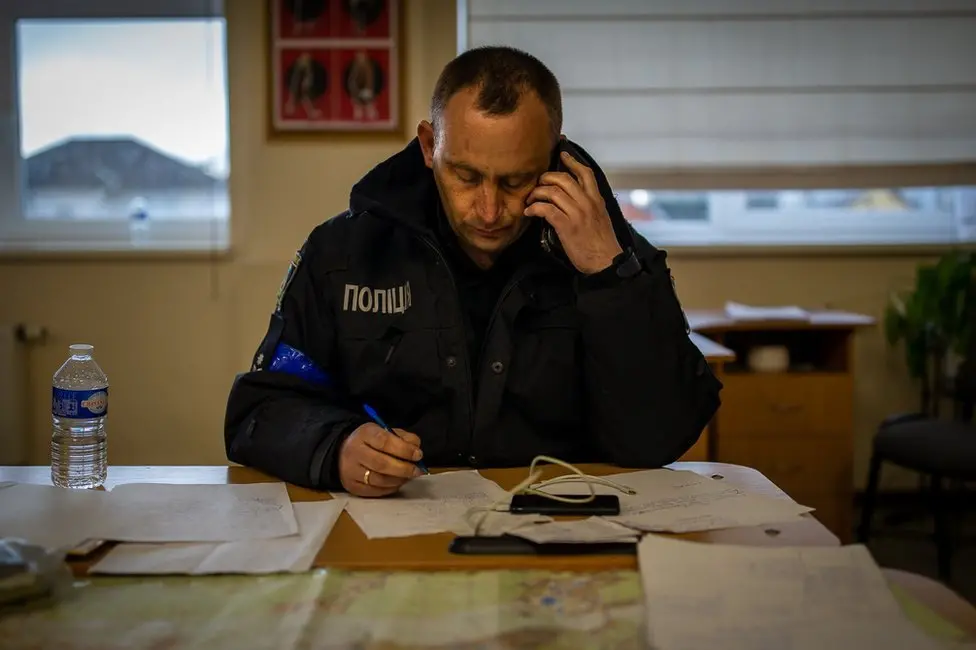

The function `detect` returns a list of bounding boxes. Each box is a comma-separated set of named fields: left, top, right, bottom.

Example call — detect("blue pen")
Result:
left=363, top=403, right=430, bottom=475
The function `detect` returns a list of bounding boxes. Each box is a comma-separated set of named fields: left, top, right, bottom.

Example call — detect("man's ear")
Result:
left=417, top=120, right=435, bottom=169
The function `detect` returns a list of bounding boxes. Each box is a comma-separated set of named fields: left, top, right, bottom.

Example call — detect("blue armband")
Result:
left=268, top=342, right=331, bottom=386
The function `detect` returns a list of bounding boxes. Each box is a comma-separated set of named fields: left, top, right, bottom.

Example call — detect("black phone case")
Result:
left=509, top=493, right=621, bottom=516
left=538, top=141, right=579, bottom=258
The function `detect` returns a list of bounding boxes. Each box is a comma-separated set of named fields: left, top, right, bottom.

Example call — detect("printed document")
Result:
left=0, top=483, right=107, bottom=550
left=638, top=535, right=944, bottom=650
left=341, top=470, right=510, bottom=539
left=100, top=482, right=299, bottom=542
left=551, top=469, right=812, bottom=533
left=0, top=482, right=300, bottom=549
left=91, top=499, right=346, bottom=575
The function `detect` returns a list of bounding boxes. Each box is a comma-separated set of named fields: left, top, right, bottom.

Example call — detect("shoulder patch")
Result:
left=275, top=248, right=303, bottom=312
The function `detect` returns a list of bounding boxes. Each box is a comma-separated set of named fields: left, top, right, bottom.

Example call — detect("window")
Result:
left=0, top=1, right=229, bottom=252
left=462, top=0, right=976, bottom=249
left=617, top=186, right=976, bottom=247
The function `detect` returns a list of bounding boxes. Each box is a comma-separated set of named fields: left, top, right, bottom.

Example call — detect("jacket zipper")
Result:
left=476, top=269, right=531, bottom=387
left=417, top=235, right=477, bottom=444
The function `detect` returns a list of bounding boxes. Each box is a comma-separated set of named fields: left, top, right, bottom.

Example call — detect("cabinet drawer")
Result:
left=794, top=492, right=852, bottom=543
left=717, top=434, right=853, bottom=503
left=717, top=373, right=852, bottom=437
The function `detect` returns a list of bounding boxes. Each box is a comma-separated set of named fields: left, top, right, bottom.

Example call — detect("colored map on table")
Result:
left=0, top=570, right=967, bottom=650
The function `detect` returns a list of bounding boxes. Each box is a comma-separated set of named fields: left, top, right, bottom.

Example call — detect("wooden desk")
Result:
left=686, top=309, right=875, bottom=543
left=2, top=462, right=836, bottom=573
left=3, top=465, right=975, bottom=645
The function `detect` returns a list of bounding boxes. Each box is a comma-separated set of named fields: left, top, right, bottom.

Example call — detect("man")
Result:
left=225, top=46, right=722, bottom=497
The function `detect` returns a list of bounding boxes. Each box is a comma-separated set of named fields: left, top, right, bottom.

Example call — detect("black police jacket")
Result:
left=224, top=138, right=723, bottom=490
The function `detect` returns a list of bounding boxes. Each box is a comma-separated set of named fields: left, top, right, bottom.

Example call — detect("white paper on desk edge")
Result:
left=91, top=499, right=347, bottom=575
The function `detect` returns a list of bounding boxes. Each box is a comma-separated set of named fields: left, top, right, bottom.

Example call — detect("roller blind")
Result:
left=461, top=0, right=976, bottom=175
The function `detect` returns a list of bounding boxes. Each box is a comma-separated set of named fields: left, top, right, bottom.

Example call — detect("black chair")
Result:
left=857, top=334, right=976, bottom=583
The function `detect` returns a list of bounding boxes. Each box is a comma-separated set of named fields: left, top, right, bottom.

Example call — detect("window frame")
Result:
left=619, top=187, right=971, bottom=248
left=0, top=0, right=229, bottom=253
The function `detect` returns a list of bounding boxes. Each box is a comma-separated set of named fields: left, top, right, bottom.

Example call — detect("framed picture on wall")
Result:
left=269, top=0, right=400, bottom=134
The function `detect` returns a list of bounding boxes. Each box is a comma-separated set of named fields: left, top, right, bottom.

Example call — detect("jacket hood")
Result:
left=349, top=137, right=636, bottom=248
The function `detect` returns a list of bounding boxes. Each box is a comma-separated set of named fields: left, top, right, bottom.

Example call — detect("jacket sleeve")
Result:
left=224, top=226, right=366, bottom=490
left=575, top=231, right=723, bottom=467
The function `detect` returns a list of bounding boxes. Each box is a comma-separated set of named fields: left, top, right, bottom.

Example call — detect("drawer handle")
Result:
left=770, top=403, right=802, bottom=413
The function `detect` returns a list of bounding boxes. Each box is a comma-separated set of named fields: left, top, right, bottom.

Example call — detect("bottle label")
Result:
left=52, top=388, right=108, bottom=418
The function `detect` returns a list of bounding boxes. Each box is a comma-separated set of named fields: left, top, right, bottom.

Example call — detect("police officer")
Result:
left=225, top=46, right=722, bottom=497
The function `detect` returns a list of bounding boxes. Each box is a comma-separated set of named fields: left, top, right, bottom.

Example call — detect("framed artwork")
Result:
left=269, top=0, right=400, bottom=134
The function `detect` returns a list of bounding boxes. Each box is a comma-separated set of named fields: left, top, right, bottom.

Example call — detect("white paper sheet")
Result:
left=638, top=535, right=944, bottom=650
left=808, top=311, right=875, bottom=325
left=90, top=499, right=346, bottom=575
left=725, top=301, right=809, bottom=320
left=100, top=482, right=299, bottom=542
left=546, top=469, right=813, bottom=533
left=454, top=510, right=552, bottom=537
left=509, top=517, right=639, bottom=544
left=0, top=483, right=107, bottom=550
left=341, top=470, right=510, bottom=539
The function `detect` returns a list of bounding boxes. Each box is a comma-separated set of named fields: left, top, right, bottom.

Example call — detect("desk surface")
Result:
left=3, top=462, right=836, bottom=573
left=3, top=464, right=974, bottom=643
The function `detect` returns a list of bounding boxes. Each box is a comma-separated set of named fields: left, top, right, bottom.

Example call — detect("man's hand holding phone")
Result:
left=524, top=147, right=623, bottom=274
left=338, top=423, right=425, bottom=497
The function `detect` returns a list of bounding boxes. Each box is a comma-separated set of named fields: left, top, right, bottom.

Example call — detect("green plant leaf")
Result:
left=882, top=251, right=976, bottom=379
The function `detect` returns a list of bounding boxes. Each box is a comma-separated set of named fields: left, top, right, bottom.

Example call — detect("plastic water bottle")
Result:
left=128, top=197, right=150, bottom=246
left=51, top=344, right=108, bottom=489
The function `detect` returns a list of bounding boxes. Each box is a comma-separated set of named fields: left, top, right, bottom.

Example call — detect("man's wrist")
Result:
left=577, top=247, right=643, bottom=291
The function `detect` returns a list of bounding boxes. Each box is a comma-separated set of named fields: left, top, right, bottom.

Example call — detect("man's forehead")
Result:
left=438, top=119, right=552, bottom=174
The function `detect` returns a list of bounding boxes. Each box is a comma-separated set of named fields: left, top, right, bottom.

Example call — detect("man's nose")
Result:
left=478, top=185, right=503, bottom=225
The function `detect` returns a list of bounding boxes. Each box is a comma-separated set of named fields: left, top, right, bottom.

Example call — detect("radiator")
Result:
left=0, top=325, right=28, bottom=464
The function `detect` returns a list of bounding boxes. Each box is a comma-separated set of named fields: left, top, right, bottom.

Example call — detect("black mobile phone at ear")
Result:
left=509, top=493, right=621, bottom=516
left=538, top=140, right=579, bottom=258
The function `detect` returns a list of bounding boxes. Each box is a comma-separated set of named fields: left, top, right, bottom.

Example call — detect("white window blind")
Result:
left=460, top=0, right=976, bottom=246
left=462, top=0, right=976, bottom=170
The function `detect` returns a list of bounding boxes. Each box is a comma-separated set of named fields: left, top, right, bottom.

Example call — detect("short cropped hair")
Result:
left=430, top=46, right=562, bottom=142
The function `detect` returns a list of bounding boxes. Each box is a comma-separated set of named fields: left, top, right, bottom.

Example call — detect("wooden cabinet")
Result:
left=687, top=310, right=874, bottom=543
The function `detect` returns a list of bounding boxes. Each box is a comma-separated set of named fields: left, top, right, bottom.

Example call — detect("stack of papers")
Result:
left=336, top=468, right=813, bottom=542
left=725, top=301, right=809, bottom=320
left=548, top=468, right=813, bottom=534
left=91, top=500, right=345, bottom=575
left=724, top=301, right=874, bottom=326
left=638, top=535, right=946, bottom=650
left=0, top=482, right=344, bottom=575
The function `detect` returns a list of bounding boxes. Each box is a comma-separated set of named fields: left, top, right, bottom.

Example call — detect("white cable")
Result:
left=463, top=455, right=636, bottom=536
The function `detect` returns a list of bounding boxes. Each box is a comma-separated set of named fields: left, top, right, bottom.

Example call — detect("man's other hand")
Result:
left=339, top=423, right=424, bottom=497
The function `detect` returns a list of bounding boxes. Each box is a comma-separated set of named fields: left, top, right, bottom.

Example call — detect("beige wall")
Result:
left=0, top=0, right=929, bottom=489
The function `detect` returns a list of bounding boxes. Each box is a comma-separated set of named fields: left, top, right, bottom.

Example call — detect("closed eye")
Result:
left=457, top=170, right=480, bottom=185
